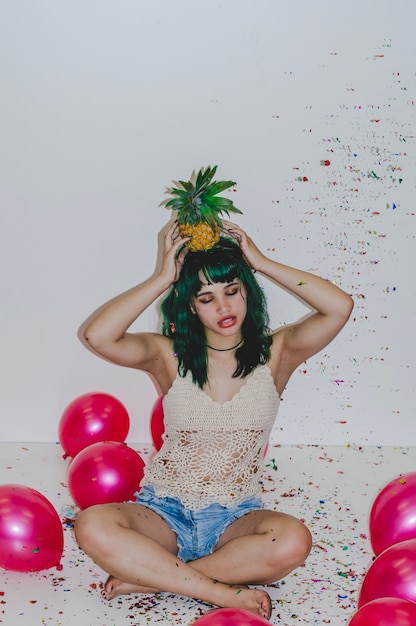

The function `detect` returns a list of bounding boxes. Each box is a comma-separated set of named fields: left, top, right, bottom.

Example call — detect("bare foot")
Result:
left=101, top=575, right=160, bottom=600
left=228, top=587, right=272, bottom=620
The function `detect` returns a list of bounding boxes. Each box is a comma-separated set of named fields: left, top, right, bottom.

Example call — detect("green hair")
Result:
left=161, top=237, right=272, bottom=389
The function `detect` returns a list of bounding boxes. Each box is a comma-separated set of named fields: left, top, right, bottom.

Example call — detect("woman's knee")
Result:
left=283, top=516, right=312, bottom=558
left=74, top=506, right=97, bottom=546
left=290, top=519, right=313, bottom=564
left=74, top=504, right=117, bottom=552
left=265, top=515, right=312, bottom=572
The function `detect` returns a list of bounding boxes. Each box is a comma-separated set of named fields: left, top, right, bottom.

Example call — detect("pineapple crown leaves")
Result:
left=165, top=165, right=242, bottom=228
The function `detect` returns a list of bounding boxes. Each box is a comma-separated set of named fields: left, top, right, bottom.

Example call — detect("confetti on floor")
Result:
left=0, top=442, right=414, bottom=625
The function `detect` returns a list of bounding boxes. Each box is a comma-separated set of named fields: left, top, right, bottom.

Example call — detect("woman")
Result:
left=74, top=219, right=353, bottom=620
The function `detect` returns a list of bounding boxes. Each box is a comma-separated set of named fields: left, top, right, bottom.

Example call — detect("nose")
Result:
left=217, top=296, right=230, bottom=313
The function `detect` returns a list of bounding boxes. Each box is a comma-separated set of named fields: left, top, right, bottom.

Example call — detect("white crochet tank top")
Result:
left=141, top=364, right=280, bottom=510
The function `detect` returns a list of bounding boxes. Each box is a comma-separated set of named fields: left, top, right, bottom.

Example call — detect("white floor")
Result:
left=0, top=443, right=414, bottom=626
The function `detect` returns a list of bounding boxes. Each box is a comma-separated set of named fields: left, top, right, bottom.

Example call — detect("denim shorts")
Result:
left=135, top=485, right=264, bottom=562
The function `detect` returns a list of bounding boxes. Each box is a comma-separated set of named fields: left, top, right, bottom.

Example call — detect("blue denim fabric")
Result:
left=135, top=485, right=263, bottom=562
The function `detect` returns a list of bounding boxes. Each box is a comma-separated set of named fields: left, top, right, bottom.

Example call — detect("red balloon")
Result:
left=349, top=597, right=416, bottom=626
left=193, top=608, right=270, bottom=625
left=369, top=471, right=416, bottom=555
left=59, top=392, right=130, bottom=458
left=358, top=539, right=416, bottom=607
left=67, top=441, right=145, bottom=510
left=150, top=395, right=165, bottom=451
left=0, top=484, right=64, bottom=572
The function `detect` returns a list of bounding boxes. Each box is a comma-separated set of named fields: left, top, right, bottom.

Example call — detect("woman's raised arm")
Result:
left=83, top=221, right=189, bottom=370
left=223, top=220, right=354, bottom=370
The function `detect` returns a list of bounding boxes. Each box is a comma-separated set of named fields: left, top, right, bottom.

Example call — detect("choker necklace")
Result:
left=206, top=338, right=244, bottom=352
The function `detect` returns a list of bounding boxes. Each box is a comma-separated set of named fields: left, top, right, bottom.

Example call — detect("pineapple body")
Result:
left=165, top=165, right=242, bottom=252
left=178, top=221, right=220, bottom=251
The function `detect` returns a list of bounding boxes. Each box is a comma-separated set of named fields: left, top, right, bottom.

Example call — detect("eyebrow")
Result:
left=196, top=281, right=240, bottom=298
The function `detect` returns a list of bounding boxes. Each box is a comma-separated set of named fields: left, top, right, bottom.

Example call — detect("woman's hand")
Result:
left=160, top=220, right=190, bottom=284
left=221, top=220, right=268, bottom=272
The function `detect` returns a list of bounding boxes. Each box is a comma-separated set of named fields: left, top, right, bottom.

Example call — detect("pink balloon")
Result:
left=369, top=471, right=416, bottom=555
left=59, top=392, right=130, bottom=458
left=193, top=608, right=270, bottom=626
left=150, top=395, right=164, bottom=451
left=349, top=598, right=416, bottom=626
left=0, top=484, right=64, bottom=572
left=67, top=441, right=145, bottom=510
left=358, top=538, right=416, bottom=607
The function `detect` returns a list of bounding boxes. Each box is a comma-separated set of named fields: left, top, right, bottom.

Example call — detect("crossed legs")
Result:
left=74, top=502, right=312, bottom=620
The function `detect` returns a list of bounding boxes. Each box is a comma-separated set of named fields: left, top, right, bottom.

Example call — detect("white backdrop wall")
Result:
left=1, top=1, right=415, bottom=445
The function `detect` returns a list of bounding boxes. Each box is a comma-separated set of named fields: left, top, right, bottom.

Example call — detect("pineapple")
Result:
left=165, top=165, right=242, bottom=251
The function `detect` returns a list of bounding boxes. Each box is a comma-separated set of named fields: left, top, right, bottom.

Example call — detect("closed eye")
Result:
left=195, top=281, right=241, bottom=304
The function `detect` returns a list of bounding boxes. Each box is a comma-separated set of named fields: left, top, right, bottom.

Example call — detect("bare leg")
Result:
left=191, top=509, right=312, bottom=585
left=74, top=503, right=272, bottom=619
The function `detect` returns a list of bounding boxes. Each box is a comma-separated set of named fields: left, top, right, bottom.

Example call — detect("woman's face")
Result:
left=192, top=275, right=247, bottom=341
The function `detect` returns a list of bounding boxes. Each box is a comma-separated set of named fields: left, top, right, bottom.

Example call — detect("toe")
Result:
left=101, top=575, right=115, bottom=600
left=259, top=592, right=272, bottom=620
